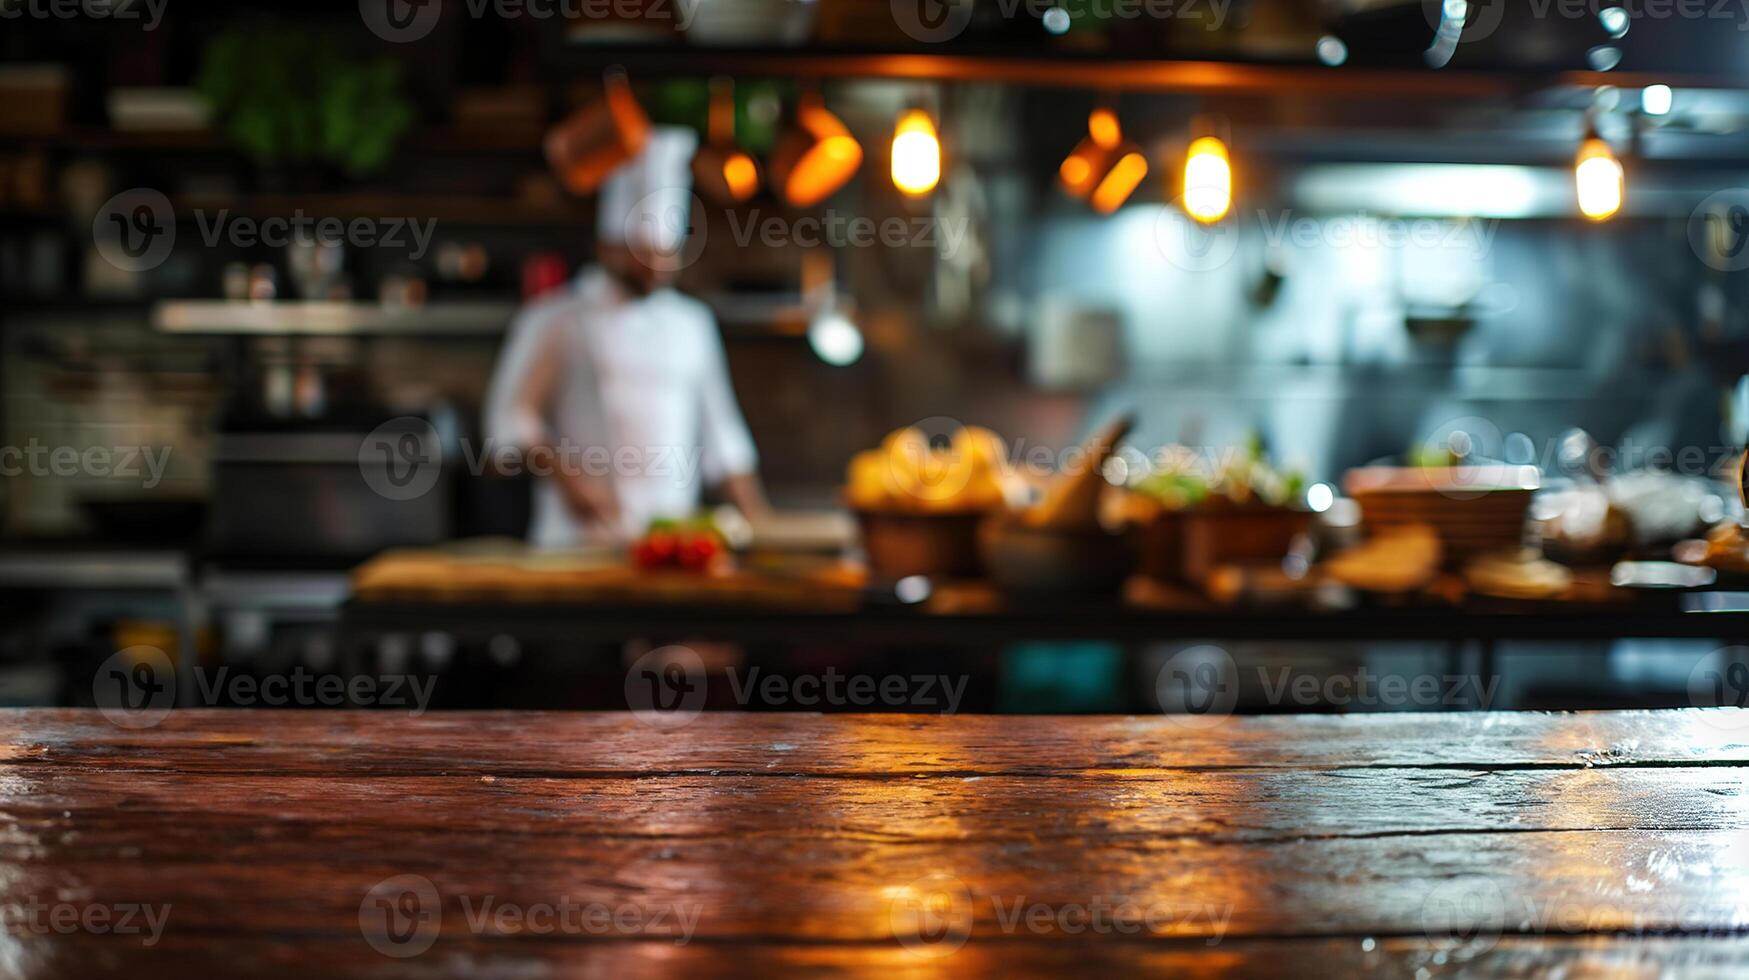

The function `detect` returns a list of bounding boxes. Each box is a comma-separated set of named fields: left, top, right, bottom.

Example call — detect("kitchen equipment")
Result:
left=1023, top=413, right=1134, bottom=530
left=544, top=71, right=649, bottom=197
left=682, top=0, right=818, bottom=46
left=77, top=496, right=208, bottom=546
left=0, top=66, right=67, bottom=136
left=1345, top=466, right=1536, bottom=567
left=207, top=416, right=450, bottom=564
left=853, top=509, right=984, bottom=581
left=107, top=88, right=210, bottom=131
left=979, top=517, right=1134, bottom=597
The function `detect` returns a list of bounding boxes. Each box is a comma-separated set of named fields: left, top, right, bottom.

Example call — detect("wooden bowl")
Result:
left=853, top=509, right=987, bottom=581
left=978, top=518, right=1135, bottom=597
left=1137, top=504, right=1312, bottom=584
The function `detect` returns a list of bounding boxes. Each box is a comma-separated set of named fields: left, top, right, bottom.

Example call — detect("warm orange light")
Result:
left=1575, top=136, right=1623, bottom=221
left=771, top=99, right=863, bottom=208
left=722, top=153, right=759, bottom=202
left=1090, top=150, right=1148, bottom=214
left=1088, top=108, right=1121, bottom=149
left=1059, top=153, right=1092, bottom=190
left=544, top=72, right=650, bottom=197
left=1182, top=135, right=1232, bottom=223
left=1061, top=107, right=1140, bottom=206
left=890, top=109, right=941, bottom=197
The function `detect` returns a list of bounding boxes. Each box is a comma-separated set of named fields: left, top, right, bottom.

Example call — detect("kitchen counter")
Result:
left=5, top=707, right=1749, bottom=976
left=340, top=548, right=1749, bottom=646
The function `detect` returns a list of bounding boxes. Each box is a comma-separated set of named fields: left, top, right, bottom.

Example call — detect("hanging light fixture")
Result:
left=890, top=108, right=942, bottom=197
left=693, top=77, right=760, bottom=205
left=1181, top=117, right=1233, bottom=224
left=1574, top=117, right=1623, bottom=221
left=543, top=68, right=650, bottom=197
left=1059, top=102, right=1147, bottom=214
left=769, top=91, right=862, bottom=208
left=801, top=250, right=863, bottom=366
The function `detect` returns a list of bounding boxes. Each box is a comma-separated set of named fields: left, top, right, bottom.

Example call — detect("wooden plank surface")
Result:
left=4, top=708, right=1749, bottom=977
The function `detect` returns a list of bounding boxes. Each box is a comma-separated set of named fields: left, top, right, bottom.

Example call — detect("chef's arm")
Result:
left=485, top=307, right=620, bottom=529
left=720, top=471, right=769, bottom=518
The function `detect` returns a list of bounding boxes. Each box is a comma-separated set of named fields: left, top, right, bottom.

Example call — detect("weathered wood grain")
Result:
left=2, top=767, right=1746, bottom=843
left=6, top=708, right=1749, bottom=775
left=4, top=709, right=1749, bottom=978
left=13, top=936, right=1749, bottom=980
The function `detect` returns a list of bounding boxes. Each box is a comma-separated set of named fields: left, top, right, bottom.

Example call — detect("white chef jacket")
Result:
left=485, top=267, right=758, bottom=548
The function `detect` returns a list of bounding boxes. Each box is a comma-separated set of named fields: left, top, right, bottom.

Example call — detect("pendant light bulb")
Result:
left=890, top=109, right=941, bottom=197
left=1182, top=135, right=1233, bottom=224
left=1575, top=134, right=1623, bottom=221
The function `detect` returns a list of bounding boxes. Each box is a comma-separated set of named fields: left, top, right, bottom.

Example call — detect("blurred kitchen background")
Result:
left=4, top=0, right=1749, bottom=712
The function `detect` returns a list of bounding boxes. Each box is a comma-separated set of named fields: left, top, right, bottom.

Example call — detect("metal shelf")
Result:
left=152, top=301, right=517, bottom=336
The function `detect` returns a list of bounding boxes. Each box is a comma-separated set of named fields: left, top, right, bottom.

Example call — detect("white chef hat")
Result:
left=597, top=125, right=699, bottom=261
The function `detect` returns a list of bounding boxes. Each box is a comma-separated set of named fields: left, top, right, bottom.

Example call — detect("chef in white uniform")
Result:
left=486, top=127, right=766, bottom=548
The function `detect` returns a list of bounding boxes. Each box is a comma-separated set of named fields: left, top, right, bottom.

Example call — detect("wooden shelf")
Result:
left=152, top=300, right=516, bottom=336
left=173, top=192, right=589, bottom=226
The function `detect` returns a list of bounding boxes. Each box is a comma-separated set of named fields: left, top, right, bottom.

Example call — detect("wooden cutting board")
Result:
left=351, top=548, right=865, bottom=610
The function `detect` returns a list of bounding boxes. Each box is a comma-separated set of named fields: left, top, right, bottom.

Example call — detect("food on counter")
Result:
left=978, top=414, right=1138, bottom=596
left=631, top=518, right=727, bottom=573
left=1130, top=433, right=1306, bottom=514
left=1127, top=434, right=1309, bottom=585
left=1345, top=465, right=1535, bottom=568
left=845, top=424, right=1012, bottom=513
left=1023, top=413, right=1135, bottom=529
left=1464, top=550, right=1574, bottom=600
left=1676, top=521, right=1749, bottom=577
left=1537, top=483, right=1632, bottom=565
left=845, top=423, right=1016, bottom=580
left=1321, top=524, right=1443, bottom=594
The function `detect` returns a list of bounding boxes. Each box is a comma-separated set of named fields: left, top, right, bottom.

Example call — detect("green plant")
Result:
left=197, top=26, right=415, bottom=177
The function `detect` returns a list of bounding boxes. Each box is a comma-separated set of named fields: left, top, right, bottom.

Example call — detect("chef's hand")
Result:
left=721, top=472, right=770, bottom=520
left=556, top=470, right=622, bottom=535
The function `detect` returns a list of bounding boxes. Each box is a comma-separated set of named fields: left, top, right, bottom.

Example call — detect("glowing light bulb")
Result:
left=1642, top=84, right=1673, bottom=116
left=773, top=99, right=862, bottom=208
left=890, top=109, right=941, bottom=197
left=722, top=152, right=759, bottom=202
left=808, top=311, right=864, bottom=366
left=1574, top=136, right=1623, bottom=221
left=1088, top=108, right=1121, bottom=149
left=1090, top=150, right=1147, bottom=214
left=1183, top=135, right=1232, bottom=223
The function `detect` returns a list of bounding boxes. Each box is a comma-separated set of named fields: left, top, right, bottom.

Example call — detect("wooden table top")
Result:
left=5, top=708, right=1749, bottom=977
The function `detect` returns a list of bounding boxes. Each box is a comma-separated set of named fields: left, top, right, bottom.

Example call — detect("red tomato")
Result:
left=677, top=533, right=720, bottom=571
left=632, top=531, right=681, bottom=570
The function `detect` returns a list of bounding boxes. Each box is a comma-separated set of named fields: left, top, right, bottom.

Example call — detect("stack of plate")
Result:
left=1345, top=466, right=1538, bottom=566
